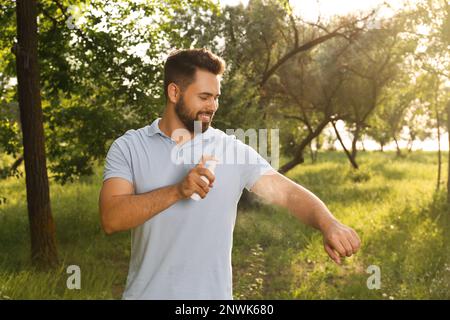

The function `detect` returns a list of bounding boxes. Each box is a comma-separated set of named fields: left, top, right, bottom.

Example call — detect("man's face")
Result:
left=174, top=69, right=221, bottom=133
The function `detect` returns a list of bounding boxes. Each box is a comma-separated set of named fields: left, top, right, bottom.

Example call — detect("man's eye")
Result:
left=200, top=97, right=208, bottom=101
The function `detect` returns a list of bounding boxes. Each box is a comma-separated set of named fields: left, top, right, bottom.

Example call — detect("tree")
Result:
left=404, top=0, right=450, bottom=192
left=14, top=0, right=58, bottom=268
left=271, top=37, right=349, bottom=172
left=366, top=77, right=416, bottom=156
left=416, top=72, right=449, bottom=191
left=218, top=0, right=375, bottom=131
left=403, top=101, right=433, bottom=152
left=336, top=22, right=409, bottom=166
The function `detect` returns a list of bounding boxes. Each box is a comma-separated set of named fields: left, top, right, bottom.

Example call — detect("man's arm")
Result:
left=250, top=170, right=361, bottom=265
left=99, top=158, right=216, bottom=234
left=99, top=179, right=181, bottom=234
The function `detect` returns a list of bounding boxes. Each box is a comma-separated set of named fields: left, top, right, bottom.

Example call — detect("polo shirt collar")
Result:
left=147, top=117, right=215, bottom=141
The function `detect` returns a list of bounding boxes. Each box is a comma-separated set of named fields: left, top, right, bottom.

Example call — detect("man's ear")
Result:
left=167, top=83, right=180, bottom=104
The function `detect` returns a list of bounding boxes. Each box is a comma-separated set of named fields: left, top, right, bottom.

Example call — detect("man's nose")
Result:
left=206, top=98, right=218, bottom=111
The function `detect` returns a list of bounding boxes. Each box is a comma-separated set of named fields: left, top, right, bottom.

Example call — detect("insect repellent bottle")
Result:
left=191, top=159, right=218, bottom=201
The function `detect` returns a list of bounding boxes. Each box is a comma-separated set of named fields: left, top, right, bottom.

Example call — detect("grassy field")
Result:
left=0, top=151, right=449, bottom=299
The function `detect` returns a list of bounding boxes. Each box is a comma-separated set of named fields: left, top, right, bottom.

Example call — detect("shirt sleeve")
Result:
left=103, top=139, right=134, bottom=184
left=236, top=139, right=274, bottom=192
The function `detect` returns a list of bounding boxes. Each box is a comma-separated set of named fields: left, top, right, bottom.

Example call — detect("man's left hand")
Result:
left=322, top=221, right=361, bottom=265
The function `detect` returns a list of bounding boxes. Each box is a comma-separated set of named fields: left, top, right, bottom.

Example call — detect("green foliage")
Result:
left=0, top=0, right=222, bottom=183
left=366, top=75, right=417, bottom=149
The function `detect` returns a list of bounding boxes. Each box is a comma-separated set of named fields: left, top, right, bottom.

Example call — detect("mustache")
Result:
left=196, top=111, right=214, bottom=116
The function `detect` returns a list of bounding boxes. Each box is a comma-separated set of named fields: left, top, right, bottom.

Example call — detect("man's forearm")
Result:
left=251, top=171, right=339, bottom=232
left=285, top=181, right=361, bottom=264
left=102, top=184, right=181, bottom=234
left=251, top=172, right=361, bottom=263
left=286, top=183, right=339, bottom=232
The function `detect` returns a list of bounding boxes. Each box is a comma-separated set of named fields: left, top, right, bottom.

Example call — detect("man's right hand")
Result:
left=176, top=156, right=216, bottom=200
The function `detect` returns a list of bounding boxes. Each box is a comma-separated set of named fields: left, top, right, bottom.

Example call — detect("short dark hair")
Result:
left=163, top=48, right=226, bottom=99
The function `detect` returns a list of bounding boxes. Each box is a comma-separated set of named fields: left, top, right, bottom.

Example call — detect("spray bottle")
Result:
left=191, top=158, right=218, bottom=201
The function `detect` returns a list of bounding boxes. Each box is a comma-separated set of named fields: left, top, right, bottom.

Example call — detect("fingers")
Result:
left=194, top=176, right=210, bottom=194
left=329, top=237, right=347, bottom=258
left=351, top=229, right=361, bottom=247
left=323, top=222, right=362, bottom=265
left=324, top=243, right=341, bottom=265
left=195, top=155, right=217, bottom=188
left=183, top=157, right=217, bottom=199
left=191, top=179, right=207, bottom=199
left=182, top=173, right=208, bottom=199
left=196, top=167, right=215, bottom=185
left=340, top=238, right=354, bottom=257
left=348, top=229, right=361, bottom=253
left=325, top=227, right=361, bottom=265
left=194, top=185, right=207, bottom=199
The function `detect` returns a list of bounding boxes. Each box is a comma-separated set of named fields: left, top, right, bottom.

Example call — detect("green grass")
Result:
left=0, top=151, right=449, bottom=299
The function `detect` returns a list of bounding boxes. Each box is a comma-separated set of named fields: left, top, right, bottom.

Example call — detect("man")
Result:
left=99, top=48, right=361, bottom=300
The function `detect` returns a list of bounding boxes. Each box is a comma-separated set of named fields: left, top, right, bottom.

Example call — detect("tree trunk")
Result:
left=407, top=138, right=414, bottom=153
left=351, top=125, right=360, bottom=161
left=278, top=118, right=329, bottom=174
left=331, top=121, right=359, bottom=169
left=309, top=141, right=318, bottom=163
left=15, top=0, right=58, bottom=268
left=447, top=101, right=450, bottom=204
left=278, top=151, right=305, bottom=174
left=435, top=92, right=442, bottom=192
left=436, top=122, right=442, bottom=192
left=309, top=142, right=314, bottom=163
left=393, top=137, right=402, bottom=157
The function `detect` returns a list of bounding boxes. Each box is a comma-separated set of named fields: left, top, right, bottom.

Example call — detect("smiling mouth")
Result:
left=198, top=113, right=212, bottom=121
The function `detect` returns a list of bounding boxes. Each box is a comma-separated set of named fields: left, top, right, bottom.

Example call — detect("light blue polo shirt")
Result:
left=103, top=117, right=273, bottom=300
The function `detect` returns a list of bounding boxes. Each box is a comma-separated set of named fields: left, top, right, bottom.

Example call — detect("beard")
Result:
left=174, top=95, right=213, bottom=133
